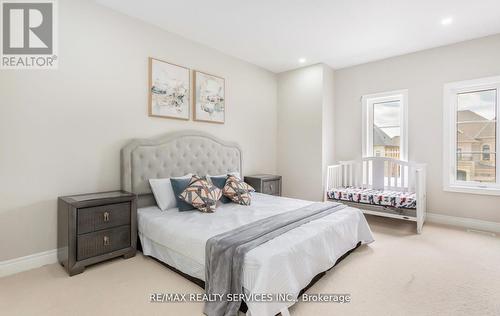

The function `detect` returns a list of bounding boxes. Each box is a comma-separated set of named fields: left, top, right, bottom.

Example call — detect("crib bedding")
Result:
left=327, top=187, right=417, bottom=209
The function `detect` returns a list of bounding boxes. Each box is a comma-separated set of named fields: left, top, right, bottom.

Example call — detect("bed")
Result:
left=121, top=130, right=374, bottom=316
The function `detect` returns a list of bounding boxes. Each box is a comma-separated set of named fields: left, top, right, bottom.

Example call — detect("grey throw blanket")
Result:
left=203, top=202, right=346, bottom=316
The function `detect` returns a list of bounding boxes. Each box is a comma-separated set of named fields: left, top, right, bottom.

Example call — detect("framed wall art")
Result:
left=193, top=70, right=225, bottom=124
left=148, top=57, right=190, bottom=120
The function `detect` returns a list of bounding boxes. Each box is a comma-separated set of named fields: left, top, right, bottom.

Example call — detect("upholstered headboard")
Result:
left=121, top=130, right=242, bottom=207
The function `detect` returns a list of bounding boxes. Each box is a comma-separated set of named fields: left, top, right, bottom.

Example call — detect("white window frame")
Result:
left=362, top=90, right=408, bottom=161
left=443, top=76, right=500, bottom=196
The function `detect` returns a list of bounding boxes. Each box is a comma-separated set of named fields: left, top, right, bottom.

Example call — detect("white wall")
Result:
left=277, top=64, right=335, bottom=201
left=334, top=34, right=500, bottom=223
left=322, top=66, right=335, bottom=191
left=0, top=0, right=278, bottom=261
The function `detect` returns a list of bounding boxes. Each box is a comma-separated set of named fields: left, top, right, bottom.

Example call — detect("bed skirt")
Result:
left=139, top=236, right=362, bottom=315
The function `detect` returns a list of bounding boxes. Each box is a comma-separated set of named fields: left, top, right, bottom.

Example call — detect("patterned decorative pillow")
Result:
left=208, top=175, right=232, bottom=204
left=223, top=175, right=255, bottom=205
left=179, top=176, right=222, bottom=213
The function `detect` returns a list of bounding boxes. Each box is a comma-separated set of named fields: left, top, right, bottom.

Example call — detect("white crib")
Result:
left=325, top=157, right=427, bottom=233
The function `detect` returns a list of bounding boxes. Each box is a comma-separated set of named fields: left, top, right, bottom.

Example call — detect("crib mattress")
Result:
left=327, top=187, right=416, bottom=209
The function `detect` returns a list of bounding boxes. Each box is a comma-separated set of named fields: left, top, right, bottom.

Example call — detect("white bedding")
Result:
left=138, top=193, right=374, bottom=316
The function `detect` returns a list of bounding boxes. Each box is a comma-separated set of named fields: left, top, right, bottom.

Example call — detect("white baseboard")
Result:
left=427, top=212, right=500, bottom=234
left=0, top=249, right=58, bottom=278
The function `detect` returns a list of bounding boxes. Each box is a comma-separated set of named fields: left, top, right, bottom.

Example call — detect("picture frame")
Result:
left=193, top=70, right=225, bottom=124
left=148, top=57, right=190, bottom=120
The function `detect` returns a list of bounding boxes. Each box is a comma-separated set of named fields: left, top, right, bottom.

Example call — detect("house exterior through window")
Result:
left=362, top=90, right=408, bottom=161
left=443, top=76, right=500, bottom=195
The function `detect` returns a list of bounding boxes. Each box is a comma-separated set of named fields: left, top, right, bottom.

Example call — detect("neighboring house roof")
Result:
left=373, top=126, right=399, bottom=146
left=457, top=130, right=476, bottom=142
left=457, top=110, right=487, bottom=122
left=457, top=110, right=496, bottom=143
left=476, top=122, right=496, bottom=140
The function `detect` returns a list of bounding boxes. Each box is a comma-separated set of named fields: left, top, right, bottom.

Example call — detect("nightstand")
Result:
left=57, top=191, right=137, bottom=276
left=244, top=174, right=282, bottom=196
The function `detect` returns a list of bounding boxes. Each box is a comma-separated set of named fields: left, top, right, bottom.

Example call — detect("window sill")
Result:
left=444, top=184, right=500, bottom=196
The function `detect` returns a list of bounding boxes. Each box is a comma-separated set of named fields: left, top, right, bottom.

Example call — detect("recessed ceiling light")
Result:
left=441, top=17, right=453, bottom=26
left=298, top=58, right=306, bottom=64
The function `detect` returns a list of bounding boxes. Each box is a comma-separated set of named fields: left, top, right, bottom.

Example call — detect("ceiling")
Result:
left=96, top=0, right=500, bottom=73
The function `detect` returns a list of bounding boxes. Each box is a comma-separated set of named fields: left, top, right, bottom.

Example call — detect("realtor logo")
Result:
left=1, top=0, right=58, bottom=69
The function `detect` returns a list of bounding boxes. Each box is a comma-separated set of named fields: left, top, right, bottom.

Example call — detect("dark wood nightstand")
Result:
left=244, top=174, right=282, bottom=196
left=57, top=191, right=137, bottom=276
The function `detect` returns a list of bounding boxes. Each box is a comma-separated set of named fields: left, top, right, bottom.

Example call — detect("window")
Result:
left=443, top=76, right=500, bottom=195
left=457, top=170, right=467, bottom=181
left=362, top=90, right=408, bottom=161
left=483, top=145, right=490, bottom=161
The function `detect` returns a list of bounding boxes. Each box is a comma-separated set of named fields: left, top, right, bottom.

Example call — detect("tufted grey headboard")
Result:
left=121, top=130, right=242, bottom=207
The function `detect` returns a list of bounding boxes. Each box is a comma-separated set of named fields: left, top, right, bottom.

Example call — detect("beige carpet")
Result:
left=1, top=216, right=500, bottom=316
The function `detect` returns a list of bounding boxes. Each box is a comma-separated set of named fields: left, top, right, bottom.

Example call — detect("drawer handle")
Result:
left=103, top=236, right=110, bottom=246
left=103, top=211, right=110, bottom=222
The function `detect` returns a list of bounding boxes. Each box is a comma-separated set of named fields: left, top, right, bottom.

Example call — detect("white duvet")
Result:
left=138, top=193, right=374, bottom=316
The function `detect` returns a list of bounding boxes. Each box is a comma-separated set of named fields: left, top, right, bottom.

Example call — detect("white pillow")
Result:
left=149, top=174, right=192, bottom=211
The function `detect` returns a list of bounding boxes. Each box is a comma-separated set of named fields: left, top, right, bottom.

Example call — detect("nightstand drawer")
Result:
left=77, top=225, right=131, bottom=261
left=77, top=203, right=130, bottom=234
left=262, top=180, right=280, bottom=195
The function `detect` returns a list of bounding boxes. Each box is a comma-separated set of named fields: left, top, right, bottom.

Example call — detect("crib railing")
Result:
left=326, top=157, right=425, bottom=193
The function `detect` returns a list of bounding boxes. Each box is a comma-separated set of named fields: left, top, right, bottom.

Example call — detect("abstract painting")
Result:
left=149, top=57, right=190, bottom=120
left=193, top=71, right=225, bottom=123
